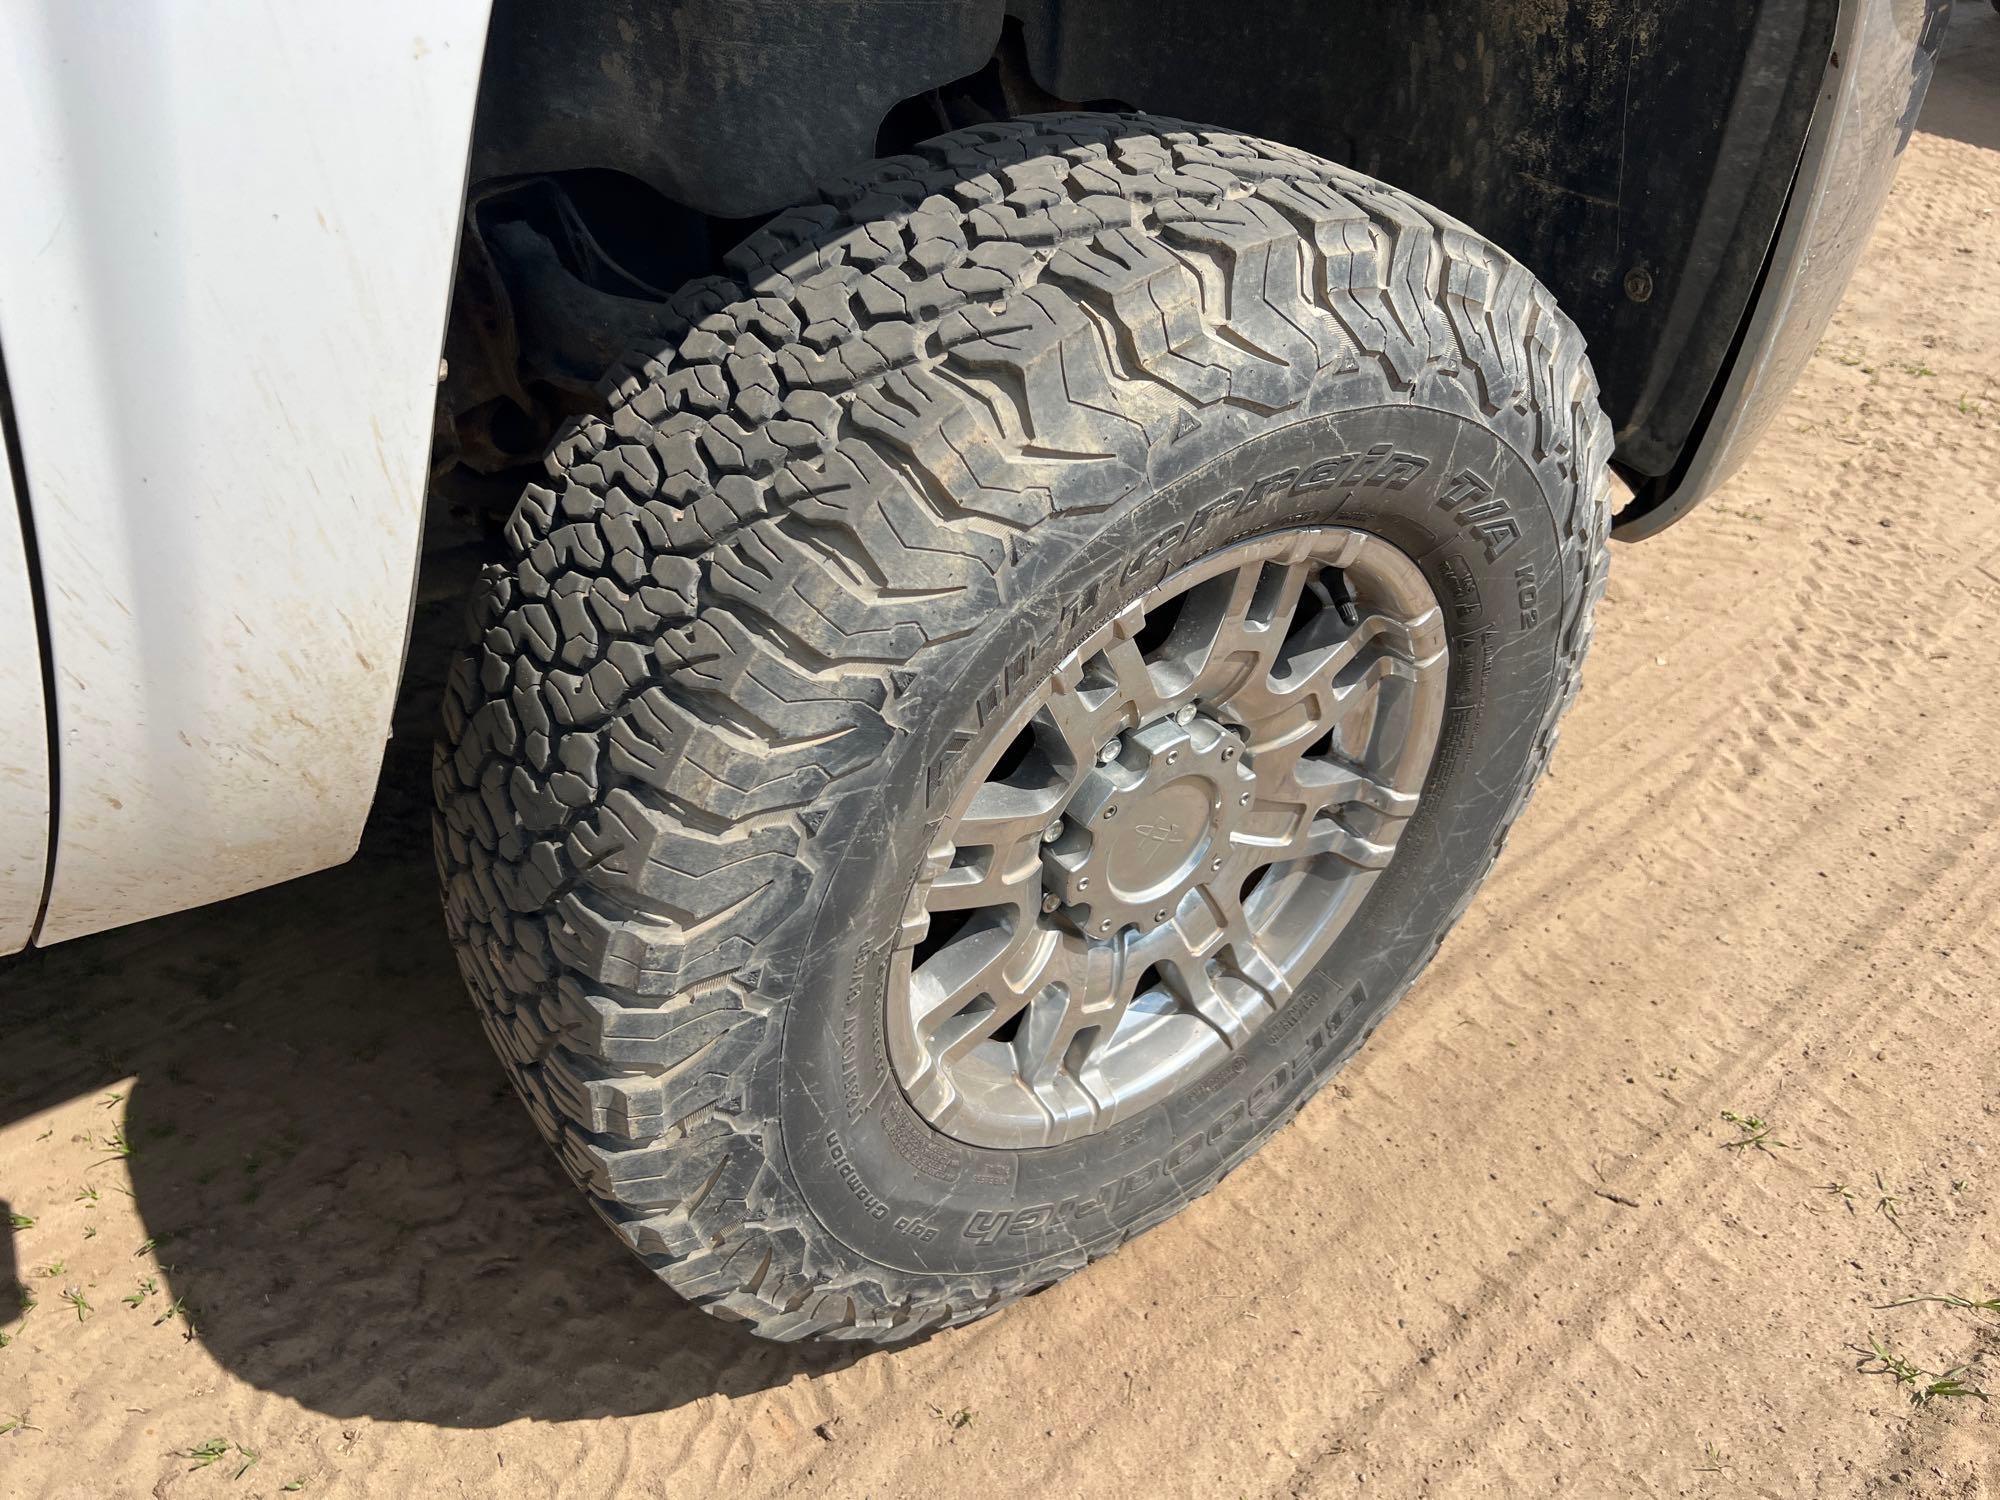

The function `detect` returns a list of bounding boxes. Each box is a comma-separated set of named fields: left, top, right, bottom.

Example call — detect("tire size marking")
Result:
left=1438, top=553, right=1483, bottom=623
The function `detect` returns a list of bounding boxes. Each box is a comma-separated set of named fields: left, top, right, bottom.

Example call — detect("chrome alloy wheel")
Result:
left=888, top=528, right=1450, bottom=1149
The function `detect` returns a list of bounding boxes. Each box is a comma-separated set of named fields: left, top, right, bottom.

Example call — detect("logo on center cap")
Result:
left=1134, top=821, right=1181, bottom=844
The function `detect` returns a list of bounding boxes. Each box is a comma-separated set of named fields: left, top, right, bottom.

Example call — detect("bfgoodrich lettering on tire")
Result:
left=435, top=114, right=1612, bottom=1342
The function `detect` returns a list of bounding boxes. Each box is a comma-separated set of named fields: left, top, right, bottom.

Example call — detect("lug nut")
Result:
left=1042, top=892, right=1060, bottom=913
left=1174, top=703, right=1196, bottom=726
left=1097, top=737, right=1122, bottom=765
left=1043, top=819, right=1064, bottom=842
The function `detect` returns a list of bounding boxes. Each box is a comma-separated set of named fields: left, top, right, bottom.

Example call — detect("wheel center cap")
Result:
left=1043, top=715, right=1255, bottom=936
left=1105, top=779, right=1211, bottom=896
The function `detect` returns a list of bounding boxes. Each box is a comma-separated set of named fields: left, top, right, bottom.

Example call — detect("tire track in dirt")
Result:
left=1290, top=754, right=2000, bottom=1494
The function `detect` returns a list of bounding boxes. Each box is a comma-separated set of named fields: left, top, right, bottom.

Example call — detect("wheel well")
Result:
left=435, top=0, right=1835, bottom=521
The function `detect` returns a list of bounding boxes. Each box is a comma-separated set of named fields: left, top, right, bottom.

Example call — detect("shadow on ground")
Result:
left=0, top=598, right=862, bottom=1423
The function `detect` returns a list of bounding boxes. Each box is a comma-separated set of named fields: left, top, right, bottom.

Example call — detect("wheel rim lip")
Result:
left=887, top=526, right=1449, bottom=1151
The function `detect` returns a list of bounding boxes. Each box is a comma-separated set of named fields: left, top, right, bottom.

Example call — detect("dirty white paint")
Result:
left=0, top=3, right=491, bottom=944
left=0, top=456, right=50, bottom=954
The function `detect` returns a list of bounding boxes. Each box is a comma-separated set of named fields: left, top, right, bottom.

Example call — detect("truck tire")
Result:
left=435, top=113, right=1612, bottom=1343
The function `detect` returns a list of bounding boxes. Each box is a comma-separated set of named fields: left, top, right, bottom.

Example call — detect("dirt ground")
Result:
left=4, top=21, right=1998, bottom=1500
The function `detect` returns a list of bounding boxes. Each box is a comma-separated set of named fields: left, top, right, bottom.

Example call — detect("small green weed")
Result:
left=1720, top=1111, right=1792, bottom=1152
left=1855, top=1337, right=1991, bottom=1409
left=181, top=1438, right=260, bottom=1477
left=1874, top=1170, right=1907, bottom=1232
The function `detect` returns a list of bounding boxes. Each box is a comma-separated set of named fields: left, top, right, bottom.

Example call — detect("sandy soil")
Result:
left=4, top=22, right=1998, bottom=1500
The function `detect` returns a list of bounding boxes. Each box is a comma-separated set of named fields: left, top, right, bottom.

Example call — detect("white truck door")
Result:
left=0, top=3, right=490, bottom=944
left=0, top=412, right=50, bottom=956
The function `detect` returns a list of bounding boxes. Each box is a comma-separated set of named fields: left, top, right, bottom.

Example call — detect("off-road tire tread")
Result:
left=434, top=113, right=1613, bottom=1343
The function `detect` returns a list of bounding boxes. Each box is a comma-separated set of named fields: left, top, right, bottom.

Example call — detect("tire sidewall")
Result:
left=770, top=397, right=1570, bottom=1281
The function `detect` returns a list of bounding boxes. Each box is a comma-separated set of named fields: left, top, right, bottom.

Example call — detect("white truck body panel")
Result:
left=0, top=2, right=490, bottom=945
left=0, top=452, right=50, bottom=955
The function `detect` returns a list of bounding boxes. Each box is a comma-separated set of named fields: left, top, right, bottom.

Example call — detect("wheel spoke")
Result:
left=1233, top=753, right=1418, bottom=869
left=923, top=846, right=1040, bottom=913
left=911, top=912, right=1060, bottom=1038
left=935, top=984, right=1033, bottom=1064
left=974, top=928, right=1106, bottom=1085
left=1164, top=561, right=1264, bottom=701
left=1228, top=608, right=1433, bottom=741
left=1290, top=604, right=1438, bottom=688
left=1159, top=951, right=1262, bottom=1048
left=1013, top=984, right=1086, bottom=1088
left=1034, top=602, right=1173, bottom=762
left=1096, top=604, right=1166, bottom=718
left=1261, top=755, right=1421, bottom=824
left=925, top=779, right=1061, bottom=914
left=1166, top=555, right=1318, bottom=710
left=952, top=778, right=1067, bottom=856
left=1300, top=819, right=1398, bottom=869
left=1210, top=883, right=1292, bottom=1008
left=1035, top=656, right=1115, bottom=767
left=1324, top=640, right=1431, bottom=717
